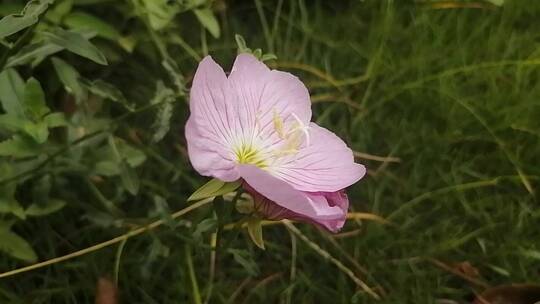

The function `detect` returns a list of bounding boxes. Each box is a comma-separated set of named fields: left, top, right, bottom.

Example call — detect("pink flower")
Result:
left=185, top=54, right=366, bottom=232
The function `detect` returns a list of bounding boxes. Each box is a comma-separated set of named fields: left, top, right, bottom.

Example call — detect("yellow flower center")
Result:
left=235, top=143, right=266, bottom=167
left=233, top=109, right=310, bottom=168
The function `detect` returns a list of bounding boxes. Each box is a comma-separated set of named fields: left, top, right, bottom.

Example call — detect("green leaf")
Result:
left=81, top=210, right=116, bottom=228
left=0, top=0, right=53, bottom=39
left=151, top=195, right=175, bottom=228
left=187, top=0, right=206, bottom=7
left=0, top=135, right=41, bottom=158
left=23, top=77, right=49, bottom=120
left=150, top=81, right=175, bottom=143
left=151, top=96, right=173, bottom=143
left=147, top=238, right=170, bottom=259
left=252, top=48, right=262, bottom=59
left=235, top=34, right=251, bottom=53
left=192, top=218, right=217, bottom=240
left=44, top=112, right=68, bottom=128
left=118, top=142, right=146, bottom=167
left=0, top=114, right=50, bottom=143
left=81, top=78, right=133, bottom=111
left=92, top=139, right=146, bottom=176
left=0, top=167, right=26, bottom=219
left=51, top=57, right=86, bottom=103
left=117, top=35, right=137, bottom=53
left=0, top=69, right=25, bottom=116
left=188, top=178, right=241, bottom=202
left=233, top=34, right=276, bottom=61
left=43, top=28, right=107, bottom=65
left=0, top=219, right=16, bottom=231
left=26, top=199, right=66, bottom=216
left=260, top=53, right=277, bottom=62
left=63, top=11, right=120, bottom=40
left=7, top=40, right=64, bottom=68
left=193, top=8, right=220, bottom=38
left=45, top=0, right=73, bottom=24
left=486, top=264, right=510, bottom=277
left=486, top=0, right=504, bottom=5
left=162, top=57, right=186, bottom=93
left=5, top=30, right=96, bottom=68
left=22, top=120, right=49, bottom=143
left=227, top=249, right=259, bottom=276
left=120, top=161, right=139, bottom=195
left=140, top=0, right=179, bottom=30
left=31, top=175, right=51, bottom=204
left=0, top=197, right=25, bottom=219
left=0, top=162, right=14, bottom=189
left=0, top=114, right=49, bottom=144
left=0, top=114, right=26, bottom=132
left=520, top=248, right=540, bottom=260
left=94, top=160, right=120, bottom=176
left=247, top=217, right=265, bottom=250
left=0, top=4, right=25, bottom=16
left=107, top=136, right=140, bottom=195
left=0, top=229, right=37, bottom=262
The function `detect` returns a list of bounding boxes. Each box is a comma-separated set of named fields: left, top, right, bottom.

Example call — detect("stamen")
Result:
left=235, top=143, right=266, bottom=168
left=235, top=111, right=311, bottom=167
left=273, top=109, right=285, bottom=139
left=289, top=113, right=311, bottom=147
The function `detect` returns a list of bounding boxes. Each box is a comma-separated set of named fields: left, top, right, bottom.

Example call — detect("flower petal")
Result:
left=270, top=123, right=366, bottom=192
left=238, top=164, right=343, bottom=220
left=185, top=117, right=239, bottom=181
left=185, top=56, right=240, bottom=181
left=247, top=187, right=349, bottom=232
left=304, top=191, right=349, bottom=232
left=228, top=54, right=312, bottom=139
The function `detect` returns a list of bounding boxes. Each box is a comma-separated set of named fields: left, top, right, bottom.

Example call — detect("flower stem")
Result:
left=186, top=245, right=202, bottom=304
left=283, top=220, right=381, bottom=300
left=0, top=198, right=213, bottom=279
left=114, top=238, right=128, bottom=286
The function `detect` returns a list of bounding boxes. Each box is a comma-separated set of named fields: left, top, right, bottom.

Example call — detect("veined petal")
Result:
left=270, top=123, right=366, bottom=192
left=228, top=54, right=312, bottom=140
left=186, top=54, right=364, bottom=233
left=238, top=164, right=343, bottom=220
left=185, top=117, right=239, bottom=181
left=186, top=56, right=240, bottom=180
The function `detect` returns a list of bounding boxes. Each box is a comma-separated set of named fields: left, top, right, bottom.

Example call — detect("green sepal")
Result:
left=247, top=216, right=265, bottom=250
left=188, top=178, right=241, bottom=202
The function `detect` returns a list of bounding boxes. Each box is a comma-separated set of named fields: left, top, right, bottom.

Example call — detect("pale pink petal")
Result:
left=244, top=183, right=349, bottom=232
left=228, top=54, right=312, bottom=139
left=270, top=123, right=366, bottom=192
left=304, top=191, right=349, bottom=232
left=243, top=182, right=301, bottom=220
left=185, top=56, right=240, bottom=181
left=238, top=164, right=343, bottom=220
left=185, top=117, right=239, bottom=181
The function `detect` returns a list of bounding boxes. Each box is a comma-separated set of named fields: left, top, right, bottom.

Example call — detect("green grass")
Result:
left=1, top=0, right=539, bottom=303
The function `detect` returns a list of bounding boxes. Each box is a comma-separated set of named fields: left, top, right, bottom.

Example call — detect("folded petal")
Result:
left=238, top=164, right=343, bottom=220
left=186, top=56, right=240, bottom=180
left=304, top=191, right=349, bottom=232
left=270, top=123, right=366, bottom=192
left=244, top=183, right=349, bottom=232
left=243, top=182, right=301, bottom=220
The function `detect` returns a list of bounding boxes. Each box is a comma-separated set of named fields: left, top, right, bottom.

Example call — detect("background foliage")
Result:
left=0, top=0, right=539, bottom=303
